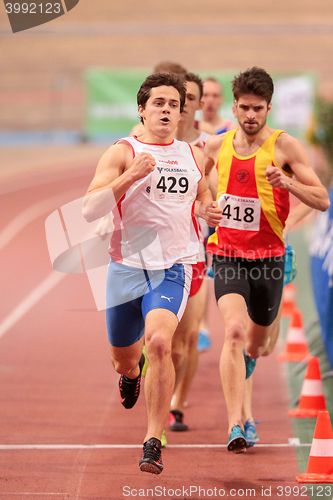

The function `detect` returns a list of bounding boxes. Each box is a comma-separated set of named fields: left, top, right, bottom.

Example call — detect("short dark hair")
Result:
left=185, top=72, right=203, bottom=99
left=153, top=61, right=187, bottom=75
left=232, top=67, right=274, bottom=104
left=137, top=73, right=186, bottom=123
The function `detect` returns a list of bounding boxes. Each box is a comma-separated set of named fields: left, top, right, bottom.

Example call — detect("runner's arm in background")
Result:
left=202, top=134, right=225, bottom=176
left=284, top=202, right=314, bottom=235
left=192, top=146, right=222, bottom=227
left=266, top=134, right=330, bottom=211
left=207, top=167, right=218, bottom=200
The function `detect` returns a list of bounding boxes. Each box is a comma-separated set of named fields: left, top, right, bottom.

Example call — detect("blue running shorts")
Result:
left=106, top=261, right=192, bottom=347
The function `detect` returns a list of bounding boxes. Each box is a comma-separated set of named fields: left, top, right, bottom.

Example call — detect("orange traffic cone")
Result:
left=278, top=308, right=310, bottom=362
left=296, top=410, right=333, bottom=483
left=281, top=282, right=296, bottom=317
left=289, top=357, right=327, bottom=418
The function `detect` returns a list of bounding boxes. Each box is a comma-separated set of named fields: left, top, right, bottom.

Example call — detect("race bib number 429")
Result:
left=149, top=170, right=190, bottom=201
left=218, top=193, right=261, bottom=231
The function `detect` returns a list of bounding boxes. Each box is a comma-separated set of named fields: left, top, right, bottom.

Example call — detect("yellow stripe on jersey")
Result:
left=216, top=131, right=234, bottom=197
left=254, top=130, right=285, bottom=242
left=209, top=131, right=235, bottom=247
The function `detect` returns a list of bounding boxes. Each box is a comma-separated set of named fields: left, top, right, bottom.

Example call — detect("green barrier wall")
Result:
left=85, top=68, right=316, bottom=141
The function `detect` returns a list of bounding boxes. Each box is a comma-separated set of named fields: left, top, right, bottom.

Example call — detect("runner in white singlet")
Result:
left=83, top=72, right=222, bottom=474
left=169, top=72, right=212, bottom=432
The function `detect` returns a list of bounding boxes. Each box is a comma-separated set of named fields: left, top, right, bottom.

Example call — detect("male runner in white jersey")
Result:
left=170, top=72, right=211, bottom=431
left=83, top=73, right=222, bottom=474
left=176, top=72, right=210, bottom=147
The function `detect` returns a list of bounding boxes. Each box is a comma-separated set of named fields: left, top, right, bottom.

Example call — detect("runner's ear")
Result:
left=138, top=105, right=145, bottom=121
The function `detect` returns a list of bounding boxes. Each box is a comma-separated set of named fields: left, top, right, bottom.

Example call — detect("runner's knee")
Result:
left=224, top=321, right=246, bottom=347
left=172, top=337, right=186, bottom=368
left=259, top=334, right=276, bottom=356
left=172, top=349, right=185, bottom=371
left=146, top=332, right=172, bottom=360
left=112, top=357, right=139, bottom=376
left=187, top=329, right=198, bottom=350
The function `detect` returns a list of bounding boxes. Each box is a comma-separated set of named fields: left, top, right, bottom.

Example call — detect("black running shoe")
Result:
left=139, top=437, right=163, bottom=474
left=119, top=353, right=145, bottom=409
left=168, top=409, right=189, bottom=432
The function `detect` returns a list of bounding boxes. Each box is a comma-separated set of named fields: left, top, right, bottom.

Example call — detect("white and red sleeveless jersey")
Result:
left=109, top=136, right=202, bottom=270
left=190, top=131, right=211, bottom=261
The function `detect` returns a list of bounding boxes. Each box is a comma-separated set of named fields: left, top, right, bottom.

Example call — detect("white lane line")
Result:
left=0, top=271, right=65, bottom=339
left=0, top=443, right=312, bottom=450
left=0, top=188, right=81, bottom=252
left=288, top=437, right=301, bottom=446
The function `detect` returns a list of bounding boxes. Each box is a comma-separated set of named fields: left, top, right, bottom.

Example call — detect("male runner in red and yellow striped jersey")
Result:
left=204, top=66, right=329, bottom=453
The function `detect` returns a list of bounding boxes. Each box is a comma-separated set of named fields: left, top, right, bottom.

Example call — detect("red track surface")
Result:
left=0, top=164, right=304, bottom=499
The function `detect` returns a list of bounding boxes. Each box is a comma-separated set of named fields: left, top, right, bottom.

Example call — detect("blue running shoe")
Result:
left=244, top=419, right=259, bottom=447
left=207, top=266, right=214, bottom=279
left=197, top=330, right=212, bottom=352
left=244, top=353, right=256, bottom=379
left=284, top=244, right=297, bottom=286
left=227, top=425, right=247, bottom=453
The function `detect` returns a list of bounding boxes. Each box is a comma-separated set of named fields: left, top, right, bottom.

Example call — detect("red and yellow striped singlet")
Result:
left=207, top=129, right=290, bottom=259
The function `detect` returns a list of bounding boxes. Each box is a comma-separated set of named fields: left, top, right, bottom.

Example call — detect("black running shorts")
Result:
left=213, top=255, right=285, bottom=326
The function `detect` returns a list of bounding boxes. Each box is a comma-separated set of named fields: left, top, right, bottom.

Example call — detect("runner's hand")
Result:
left=95, top=213, right=113, bottom=239
left=129, top=153, right=156, bottom=181
left=265, top=165, right=291, bottom=189
left=200, top=201, right=222, bottom=227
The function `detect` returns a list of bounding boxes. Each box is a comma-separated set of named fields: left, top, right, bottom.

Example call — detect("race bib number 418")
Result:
left=218, top=193, right=261, bottom=231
